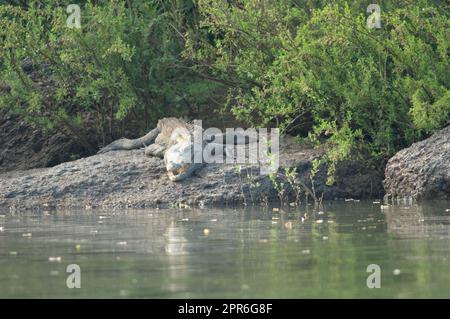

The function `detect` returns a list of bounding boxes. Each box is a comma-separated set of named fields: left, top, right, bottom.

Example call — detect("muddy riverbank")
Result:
left=0, top=137, right=383, bottom=211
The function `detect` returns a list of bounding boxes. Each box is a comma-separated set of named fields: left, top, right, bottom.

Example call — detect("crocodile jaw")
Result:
left=164, top=140, right=197, bottom=182
left=167, top=163, right=199, bottom=181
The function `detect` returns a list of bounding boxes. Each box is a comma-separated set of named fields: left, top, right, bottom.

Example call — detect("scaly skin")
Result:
left=98, top=117, right=255, bottom=181
left=98, top=118, right=202, bottom=181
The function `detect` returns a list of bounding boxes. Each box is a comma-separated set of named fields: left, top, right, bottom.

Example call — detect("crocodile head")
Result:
left=164, top=128, right=202, bottom=182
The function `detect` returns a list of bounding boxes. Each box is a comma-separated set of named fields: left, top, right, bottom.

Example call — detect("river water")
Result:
left=0, top=200, right=449, bottom=298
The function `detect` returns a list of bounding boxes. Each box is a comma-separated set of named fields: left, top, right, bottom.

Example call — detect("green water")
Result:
left=0, top=201, right=450, bottom=298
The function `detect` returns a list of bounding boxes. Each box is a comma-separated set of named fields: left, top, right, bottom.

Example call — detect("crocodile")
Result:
left=98, top=118, right=255, bottom=181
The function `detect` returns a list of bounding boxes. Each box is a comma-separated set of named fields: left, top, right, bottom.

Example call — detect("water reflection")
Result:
left=385, top=202, right=450, bottom=238
left=0, top=201, right=449, bottom=298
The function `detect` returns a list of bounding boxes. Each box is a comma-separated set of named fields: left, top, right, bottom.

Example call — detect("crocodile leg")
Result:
left=144, top=143, right=166, bottom=158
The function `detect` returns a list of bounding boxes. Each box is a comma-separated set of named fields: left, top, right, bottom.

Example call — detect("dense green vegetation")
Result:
left=0, top=0, right=219, bottom=151
left=187, top=0, right=449, bottom=178
left=0, top=0, right=448, bottom=177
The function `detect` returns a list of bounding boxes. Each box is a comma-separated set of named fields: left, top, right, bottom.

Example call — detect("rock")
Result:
left=0, top=136, right=383, bottom=211
left=383, top=126, right=450, bottom=201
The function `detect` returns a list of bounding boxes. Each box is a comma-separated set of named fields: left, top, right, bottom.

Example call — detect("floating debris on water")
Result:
left=393, top=269, right=401, bottom=276
left=48, top=256, right=62, bottom=262
left=316, top=219, right=324, bottom=224
left=203, top=228, right=210, bottom=236
left=345, top=198, right=354, bottom=202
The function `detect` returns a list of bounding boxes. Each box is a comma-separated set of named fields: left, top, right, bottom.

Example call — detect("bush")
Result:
left=0, top=0, right=219, bottom=152
left=186, top=0, right=449, bottom=180
left=0, top=0, right=448, bottom=179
